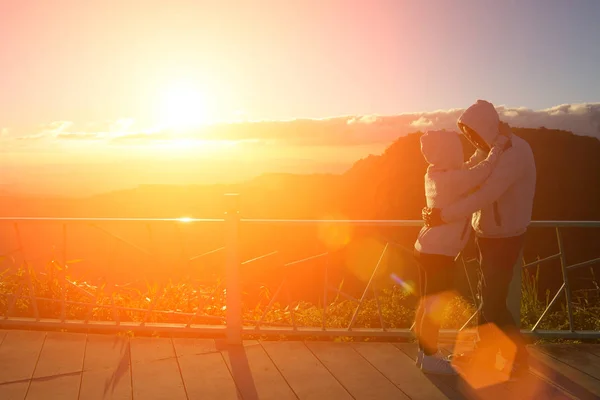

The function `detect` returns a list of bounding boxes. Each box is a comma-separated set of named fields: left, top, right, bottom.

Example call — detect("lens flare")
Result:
left=453, top=325, right=517, bottom=389
left=345, top=237, right=387, bottom=283
left=317, top=215, right=353, bottom=251
left=390, top=273, right=416, bottom=295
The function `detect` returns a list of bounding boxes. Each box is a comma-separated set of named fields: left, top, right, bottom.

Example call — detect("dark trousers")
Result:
left=476, top=234, right=528, bottom=363
left=414, top=250, right=457, bottom=356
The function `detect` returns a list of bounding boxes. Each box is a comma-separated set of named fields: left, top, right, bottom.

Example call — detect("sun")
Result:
left=159, top=84, right=210, bottom=130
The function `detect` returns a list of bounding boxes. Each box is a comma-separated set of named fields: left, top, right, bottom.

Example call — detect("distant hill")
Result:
left=3, top=127, right=597, bottom=222
left=341, top=127, right=600, bottom=221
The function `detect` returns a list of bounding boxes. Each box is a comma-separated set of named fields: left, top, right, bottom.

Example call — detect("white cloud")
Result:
left=410, top=116, right=434, bottom=127
left=347, top=115, right=380, bottom=125
left=40, top=121, right=73, bottom=135
left=5, top=103, right=600, bottom=147
left=109, top=118, right=135, bottom=133
left=496, top=103, right=600, bottom=138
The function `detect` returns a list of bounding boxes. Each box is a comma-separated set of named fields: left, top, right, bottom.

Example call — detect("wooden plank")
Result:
left=529, top=345, right=600, bottom=399
left=129, top=337, right=187, bottom=400
left=506, top=370, right=573, bottom=400
left=0, top=331, right=6, bottom=345
left=353, top=342, right=451, bottom=400
left=261, top=340, right=352, bottom=400
left=26, top=332, right=87, bottom=400
left=577, top=344, right=600, bottom=358
left=537, top=344, right=600, bottom=380
left=0, top=330, right=46, bottom=382
left=79, top=334, right=132, bottom=400
left=220, top=340, right=296, bottom=400
left=0, top=381, right=30, bottom=400
left=306, top=341, right=409, bottom=399
left=172, top=338, right=238, bottom=400
left=0, top=330, right=46, bottom=400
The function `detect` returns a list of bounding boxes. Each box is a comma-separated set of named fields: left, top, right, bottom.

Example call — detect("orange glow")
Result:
left=317, top=215, right=353, bottom=251
left=344, top=238, right=388, bottom=283
left=453, top=325, right=516, bottom=389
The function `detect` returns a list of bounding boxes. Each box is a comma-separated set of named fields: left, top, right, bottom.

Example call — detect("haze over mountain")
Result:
left=2, top=103, right=600, bottom=196
left=2, top=125, right=598, bottom=222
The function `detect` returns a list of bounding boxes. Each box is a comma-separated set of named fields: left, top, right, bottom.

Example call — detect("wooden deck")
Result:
left=1, top=330, right=599, bottom=399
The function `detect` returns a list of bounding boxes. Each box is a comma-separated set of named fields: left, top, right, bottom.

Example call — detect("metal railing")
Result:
left=1, top=194, right=599, bottom=344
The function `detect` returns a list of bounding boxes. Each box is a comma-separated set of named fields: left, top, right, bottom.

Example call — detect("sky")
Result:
left=1, top=0, right=600, bottom=195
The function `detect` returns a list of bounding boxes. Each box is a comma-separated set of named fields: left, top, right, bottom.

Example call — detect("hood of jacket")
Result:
left=420, top=130, right=464, bottom=170
left=457, top=100, right=500, bottom=149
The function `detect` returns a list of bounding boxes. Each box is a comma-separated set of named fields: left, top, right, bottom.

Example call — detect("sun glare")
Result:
left=159, top=84, right=210, bottom=130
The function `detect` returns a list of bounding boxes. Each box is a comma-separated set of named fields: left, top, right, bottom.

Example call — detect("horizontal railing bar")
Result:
left=528, top=221, right=600, bottom=228
left=2, top=317, right=599, bottom=339
left=567, top=257, right=600, bottom=270
left=523, top=253, right=562, bottom=269
left=242, top=219, right=600, bottom=228
left=0, top=318, right=227, bottom=333
left=0, top=217, right=225, bottom=223
left=241, top=219, right=424, bottom=227
left=520, top=330, right=600, bottom=339
left=1, top=217, right=599, bottom=228
left=0, top=317, right=473, bottom=338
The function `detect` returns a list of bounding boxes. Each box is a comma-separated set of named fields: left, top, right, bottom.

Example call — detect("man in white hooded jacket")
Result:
left=423, top=100, right=537, bottom=377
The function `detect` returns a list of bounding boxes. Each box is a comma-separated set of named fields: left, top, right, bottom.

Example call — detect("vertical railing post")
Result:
left=556, top=227, right=575, bottom=332
left=225, top=193, right=242, bottom=344
left=60, top=223, right=68, bottom=322
left=508, top=251, right=523, bottom=329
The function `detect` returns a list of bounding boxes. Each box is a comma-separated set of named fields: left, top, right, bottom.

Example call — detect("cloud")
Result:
left=41, top=121, right=74, bottom=135
left=496, top=103, right=600, bottom=137
left=410, top=116, right=434, bottom=127
left=11, top=118, right=141, bottom=142
left=56, top=132, right=105, bottom=140
left=109, top=118, right=135, bottom=132
left=110, top=131, right=173, bottom=142
left=89, top=102, right=600, bottom=146
left=15, top=133, right=48, bottom=141
left=6, top=102, right=600, bottom=148
left=347, top=115, right=380, bottom=125
left=0, top=128, right=8, bottom=137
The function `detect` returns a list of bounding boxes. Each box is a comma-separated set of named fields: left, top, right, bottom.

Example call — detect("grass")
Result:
left=0, top=256, right=599, bottom=343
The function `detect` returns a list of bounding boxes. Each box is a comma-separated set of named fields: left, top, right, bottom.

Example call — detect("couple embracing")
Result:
left=413, top=100, right=537, bottom=379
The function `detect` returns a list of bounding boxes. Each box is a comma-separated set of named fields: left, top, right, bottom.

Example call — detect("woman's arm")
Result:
left=464, top=149, right=486, bottom=169
left=450, top=135, right=511, bottom=196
